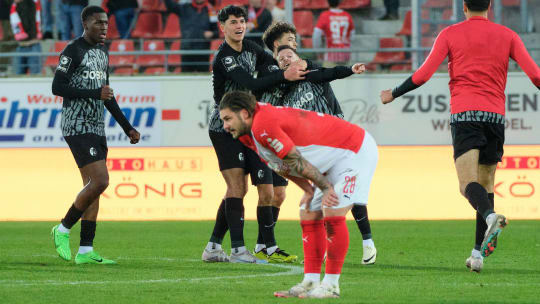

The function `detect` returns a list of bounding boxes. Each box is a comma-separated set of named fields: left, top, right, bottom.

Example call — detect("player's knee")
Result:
left=93, top=177, right=109, bottom=193
left=272, top=191, right=286, bottom=206
left=257, top=192, right=274, bottom=206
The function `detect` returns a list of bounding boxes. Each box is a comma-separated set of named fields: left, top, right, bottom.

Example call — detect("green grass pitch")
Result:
left=1, top=220, right=539, bottom=303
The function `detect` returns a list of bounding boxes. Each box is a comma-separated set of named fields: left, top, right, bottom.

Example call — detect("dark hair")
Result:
left=262, top=21, right=297, bottom=51
left=464, top=0, right=490, bottom=11
left=328, top=0, right=340, bottom=7
left=218, top=5, right=248, bottom=23
left=219, top=91, right=257, bottom=116
left=81, top=6, right=106, bottom=22
left=276, top=45, right=298, bottom=56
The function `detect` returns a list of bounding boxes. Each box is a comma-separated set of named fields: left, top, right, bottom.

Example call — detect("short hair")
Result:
left=219, top=91, right=257, bottom=116
left=276, top=45, right=298, bottom=56
left=464, top=0, right=490, bottom=11
left=262, top=21, right=297, bottom=52
left=81, top=6, right=106, bottom=22
left=328, top=0, right=340, bottom=7
left=218, top=5, right=248, bottom=23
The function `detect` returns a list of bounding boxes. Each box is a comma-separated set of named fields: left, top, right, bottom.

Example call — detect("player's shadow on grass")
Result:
left=354, top=263, right=540, bottom=275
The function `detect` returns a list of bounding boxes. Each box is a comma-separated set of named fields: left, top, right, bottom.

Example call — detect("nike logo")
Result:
left=264, top=222, right=276, bottom=228
left=363, top=255, right=375, bottom=263
left=90, top=257, right=103, bottom=263
left=355, top=216, right=366, bottom=222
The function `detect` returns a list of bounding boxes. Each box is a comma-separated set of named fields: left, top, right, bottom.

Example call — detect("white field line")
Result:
left=1, top=255, right=304, bottom=287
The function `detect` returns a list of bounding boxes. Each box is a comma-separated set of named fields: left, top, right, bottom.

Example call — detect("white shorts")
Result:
left=301, top=131, right=378, bottom=212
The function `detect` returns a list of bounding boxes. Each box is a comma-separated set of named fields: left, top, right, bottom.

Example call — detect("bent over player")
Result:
left=51, top=6, right=140, bottom=265
left=380, top=0, right=540, bottom=272
left=220, top=91, right=378, bottom=298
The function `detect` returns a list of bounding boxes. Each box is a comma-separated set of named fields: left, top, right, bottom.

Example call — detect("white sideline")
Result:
left=2, top=255, right=304, bottom=287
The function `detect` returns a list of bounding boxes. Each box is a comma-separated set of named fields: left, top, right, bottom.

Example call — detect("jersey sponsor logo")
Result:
left=267, top=137, right=284, bottom=153
left=81, top=70, right=107, bottom=80
left=222, top=56, right=238, bottom=72
left=267, top=65, right=279, bottom=72
left=56, top=55, right=72, bottom=73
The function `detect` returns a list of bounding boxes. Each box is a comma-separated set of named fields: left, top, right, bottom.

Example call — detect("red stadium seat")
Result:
left=502, top=0, right=520, bottom=6
left=396, top=10, right=431, bottom=36
left=0, top=22, right=3, bottom=41
left=113, top=67, right=135, bottom=75
left=144, top=67, right=166, bottom=75
left=422, top=0, right=451, bottom=8
left=301, top=37, right=313, bottom=48
left=390, top=63, right=411, bottom=71
left=293, top=0, right=311, bottom=9
left=137, top=40, right=166, bottom=67
left=218, top=0, right=248, bottom=9
left=308, top=0, right=328, bottom=9
left=370, top=37, right=406, bottom=64
left=109, top=40, right=135, bottom=66
left=131, top=12, right=163, bottom=38
left=140, top=0, right=166, bottom=11
left=45, top=41, right=69, bottom=67
left=436, top=8, right=454, bottom=33
left=339, top=0, right=370, bottom=9
left=168, top=40, right=182, bottom=66
left=107, top=15, right=120, bottom=39
left=158, top=13, right=181, bottom=39
left=293, top=11, right=314, bottom=37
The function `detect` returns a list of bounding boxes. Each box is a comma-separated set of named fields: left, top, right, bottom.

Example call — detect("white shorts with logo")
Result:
left=300, top=131, right=378, bottom=212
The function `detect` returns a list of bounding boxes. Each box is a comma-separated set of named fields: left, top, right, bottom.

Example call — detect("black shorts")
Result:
left=451, top=122, right=505, bottom=164
left=245, top=148, right=289, bottom=186
left=64, top=133, right=108, bottom=168
left=209, top=131, right=247, bottom=171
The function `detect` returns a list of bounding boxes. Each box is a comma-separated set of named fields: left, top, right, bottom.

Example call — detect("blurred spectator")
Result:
left=163, top=0, right=219, bottom=72
left=1, top=0, right=14, bottom=40
left=245, top=0, right=272, bottom=48
left=266, top=0, right=285, bottom=23
left=10, top=0, right=42, bottom=74
left=58, top=0, right=87, bottom=40
left=40, top=0, right=54, bottom=38
left=379, top=0, right=399, bottom=20
left=313, top=0, right=355, bottom=64
left=103, top=0, right=138, bottom=39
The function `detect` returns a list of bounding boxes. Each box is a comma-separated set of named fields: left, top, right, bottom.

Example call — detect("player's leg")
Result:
left=52, top=135, right=108, bottom=261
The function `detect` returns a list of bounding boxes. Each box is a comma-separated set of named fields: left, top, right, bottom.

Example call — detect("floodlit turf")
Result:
left=1, top=220, right=539, bottom=303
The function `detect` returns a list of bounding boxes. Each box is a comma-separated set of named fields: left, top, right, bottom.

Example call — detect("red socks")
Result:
left=301, top=220, right=326, bottom=274
left=324, top=216, right=349, bottom=274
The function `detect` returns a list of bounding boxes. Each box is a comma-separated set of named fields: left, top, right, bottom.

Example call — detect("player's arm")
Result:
left=282, top=147, right=339, bottom=207
left=510, top=32, right=540, bottom=90
left=52, top=45, right=101, bottom=99
left=304, top=63, right=365, bottom=83
left=103, top=71, right=140, bottom=144
left=380, top=29, right=450, bottom=104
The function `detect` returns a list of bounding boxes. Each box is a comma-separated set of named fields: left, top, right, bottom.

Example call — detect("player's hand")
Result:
left=380, top=89, right=395, bottom=104
left=322, top=188, right=339, bottom=207
left=128, top=129, right=140, bottom=144
left=100, top=85, right=114, bottom=100
left=352, top=63, right=366, bottom=74
left=299, top=188, right=314, bottom=209
left=284, top=61, right=307, bottom=81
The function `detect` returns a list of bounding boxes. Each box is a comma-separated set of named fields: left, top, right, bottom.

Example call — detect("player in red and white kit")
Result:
left=312, top=0, right=355, bottom=63
left=219, top=91, right=378, bottom=298
left=380, top=0, right=540, bottom=272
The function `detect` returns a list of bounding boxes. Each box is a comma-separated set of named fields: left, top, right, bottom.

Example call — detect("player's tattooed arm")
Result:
left=283, top=147, right=332, bottom=192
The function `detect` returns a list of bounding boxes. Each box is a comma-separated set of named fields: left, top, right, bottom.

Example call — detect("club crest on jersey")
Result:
left=267, top=138, right=284, bottom=153
left=257, top=169, right=264, bottom=179
left=89, top=147, right=97, bottom=156
left=56, top=55, right=72, bottom=73
left=267, top=65, right=279, bottom=72
left=222, top=56, right=237, bottom=72
left=238, top=152, right=244, bottom=161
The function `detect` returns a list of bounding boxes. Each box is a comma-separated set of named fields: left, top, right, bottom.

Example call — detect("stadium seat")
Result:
left=107, top=15, right=120, bottom=39
left=144, top=67, right=166, bottom=75
left=168, top=40, right=181, bottom=66
left=339, top=0, right=371, bottom=9
left=301, top=37, right=313, bottom=48
left=140, top=0, right=166, bottom=11
left=293, top=0, right=311, bottom=9
left=396, top=10, right=431, bottom=36
left=45, top=41, right=69, bottom=68
left=218, top=0, right=248, bottom=9
left=0, top=22, right=3, bottom=41
left=158, top=13, right=181, bottom=39
left=131, top=12, right=163, bottom=38
left=293, top=11, right=314, bottom=37
left=136, top=40, right=166, bottom=67
left=113, top=67, right=135, bottom=75
left=502, top=0, right=520, bottom=6
left=109, top=40, right=135, bottom=66
left=422, top=0, right=451, bottom=8
left=436, top=8, right=454, bottom=33
left=370, top=37, right=406, bottom=65
left=390, top=63, right=411, bottom=71
left=308, top=0, right=328, bottom=9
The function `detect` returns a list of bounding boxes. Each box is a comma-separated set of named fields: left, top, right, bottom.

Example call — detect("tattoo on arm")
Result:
left=283, top=149, right=332, bottom=191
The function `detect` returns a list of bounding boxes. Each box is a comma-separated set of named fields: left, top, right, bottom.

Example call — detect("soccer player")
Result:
left=219, top=91, right=378, bottom=298
left=50, top=6, right=140, bottom=265
left=202, top=5, right=305, bottom=263
left=312, top=0, right=355, bottom=64
left=380, top=0, right=540, bottom=272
